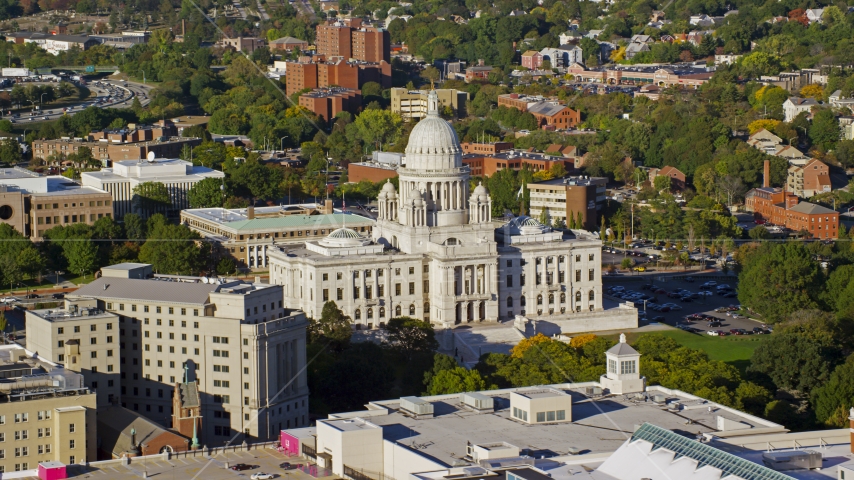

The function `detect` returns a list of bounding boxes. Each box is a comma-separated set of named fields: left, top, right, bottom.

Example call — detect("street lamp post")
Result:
left=40, top=92, right=46, bottom=108
left=280, top=136, right=288, bottom=152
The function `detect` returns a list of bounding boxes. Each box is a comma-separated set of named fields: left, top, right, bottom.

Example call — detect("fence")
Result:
left=344, top=465, right=396, bottom=480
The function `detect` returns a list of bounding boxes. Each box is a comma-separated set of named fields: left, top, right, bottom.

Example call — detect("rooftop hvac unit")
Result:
left=585, top=386, right=603, bottom=396
left=400, top=396, right=433, bottom=416
left=652, top=394, right=666, bottom=404
left=460, top=392, right=493, bottom=411
left=762, top=451, right=822, bottom=471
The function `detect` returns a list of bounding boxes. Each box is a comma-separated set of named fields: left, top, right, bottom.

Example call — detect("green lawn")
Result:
left=604, top=328, right=768, bottom=372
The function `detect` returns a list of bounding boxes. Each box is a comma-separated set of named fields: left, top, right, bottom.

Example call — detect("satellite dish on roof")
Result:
left=201, top=277, right=209, bottom=284
left=146, top=151, right=156, bottom=162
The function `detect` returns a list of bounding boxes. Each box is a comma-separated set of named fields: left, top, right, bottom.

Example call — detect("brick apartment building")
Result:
left=745, top=161, right=840, bottom=239
left=498, top=94, right=581, bottom=129
left=285, top=59, right=390, bottom=96
left=299, top=87, right=361, bottom=121
left=787, top=159, right=831, bottom=198
left=463, top=150, right=573, bottom=177
left=316, top=19, right=389, bottom=63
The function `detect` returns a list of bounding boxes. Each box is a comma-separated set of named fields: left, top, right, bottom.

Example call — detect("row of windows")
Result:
left=535, top=410, right=567, bottom=422
left=353, top=304, right=423, bottom=320
left=504, top=269, right=595, bottom=287
left=506, top=291, right=595, bottom=307
left=36, top=200, right=111, bottom=210
left=57, top=323, right=113, bottom=334
left=111, top=304, right=200, bottom=316
left=37, top=213, right=111, bottom=225
left=57, top=337, right=113, bottom=347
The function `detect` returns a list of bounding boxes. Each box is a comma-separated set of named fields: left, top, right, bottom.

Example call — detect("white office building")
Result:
left=81, top=158, right=224, bottom=219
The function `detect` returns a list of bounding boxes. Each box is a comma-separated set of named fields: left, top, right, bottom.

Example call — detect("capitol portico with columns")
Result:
left=268, top=90, right=637, bottom=332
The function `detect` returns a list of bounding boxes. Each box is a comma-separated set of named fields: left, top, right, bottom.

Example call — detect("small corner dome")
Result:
left=408, top=189, right=424, bottom=206
left=508, top=216, right=551, bottom=235
left=381, top=180, right=397, bottom=194
left=472, top=182, right=489, bottom=201
left=318, top=227, right=372, bottom=248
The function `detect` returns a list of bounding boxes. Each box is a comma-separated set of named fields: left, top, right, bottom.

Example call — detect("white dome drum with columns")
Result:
left=268, top=88, right=636, bottom=333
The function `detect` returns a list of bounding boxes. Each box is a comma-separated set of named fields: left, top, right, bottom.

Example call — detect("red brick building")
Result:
left=463, top=151, right=573, bottom=177
left=745, top=161, right=840, bottom=239
left=316, top=20, right=389, bottom=63
left=497, top=94, right=581, bottom=129
left=348, top=162, right=399, bottom=182
left=286, top=59, right=390, bottom=96
left=316, top=23, right=352, bottom=59
left=648, top=165, right=686, bottom=190
left=299, top=88, right=361, bottom=121
left=460, top=142, right=514, bottom=155
left=521, top=50, right=543, bottom=70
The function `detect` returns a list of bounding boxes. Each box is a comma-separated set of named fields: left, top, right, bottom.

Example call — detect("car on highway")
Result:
left=51, top=293, right=65, bottom=299
left=230, top=464, right=255, bottom=471
left=0, top=296, right=19, bottom=304
left=633, top=266, right=646, bottom=272
left=250, top=474, right=274, bottom=480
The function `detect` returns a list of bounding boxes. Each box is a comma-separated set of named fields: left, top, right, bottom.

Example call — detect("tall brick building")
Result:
left=315, top=19, right=389, bottom=63
left=285, top=59, right=390, bottom=96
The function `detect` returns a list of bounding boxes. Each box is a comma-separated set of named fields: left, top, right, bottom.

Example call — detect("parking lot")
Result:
left=604, top=274, right=770, bottom=338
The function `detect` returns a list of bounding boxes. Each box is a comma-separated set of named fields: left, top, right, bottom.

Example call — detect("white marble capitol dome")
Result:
left=404, top=90, right=462, bottom=171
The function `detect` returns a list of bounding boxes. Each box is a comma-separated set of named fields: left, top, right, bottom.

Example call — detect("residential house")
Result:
left=559, top=30, right=582, bottom=45
left=630, top=34, right=654, bottom=45
left=829, top=90, right=854, bottom=111
left=465, top=61, right=493, bottom=82
left=544, top=144, right=578, bottom=158
left=806, top=8, right=825, bottom=23
left=787, top=159, right=831, bottom=198
left=714, top=54, right=743, bottom=65
left=783, top=97, right=819, bottom=122
left=689, top=14, right=715, bottom=26
left=521, top=51, right=543, bottom=70
left=508, top=9, right=526, bottom=15
left=648, top=166, right=686, bottom=190
left=625, top=42, right=650, bottom=59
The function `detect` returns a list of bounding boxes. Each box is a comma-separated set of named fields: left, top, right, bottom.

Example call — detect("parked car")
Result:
left=651, top=316, right=665, bottom=322
left=250, top=474, right=275, bottom=480
left=231, top=464, right=255, bottom=471
left=707, top=330, right=722, bottom=336
left=708, top=321, right=722, bottom=327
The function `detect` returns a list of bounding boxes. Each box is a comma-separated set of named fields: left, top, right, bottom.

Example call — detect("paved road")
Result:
left=7, top=80, right=153, bottom=125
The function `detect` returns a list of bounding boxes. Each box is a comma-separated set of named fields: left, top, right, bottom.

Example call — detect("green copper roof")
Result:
left=631, top=423, right=796, bottom=480
left=224, top=213, right=374, bottom=232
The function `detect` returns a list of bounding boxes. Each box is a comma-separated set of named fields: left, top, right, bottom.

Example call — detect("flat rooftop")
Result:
left=514, top=388, right=569, bottom=400
left=325, top=418, right=381, bottom=432
left=183, top=207, right=374, bottom=232
left=531, top=177, right=607, bottom=187
left=28, top=307, right=116, bottom=322
left=331, top=384, right=781, bottom=468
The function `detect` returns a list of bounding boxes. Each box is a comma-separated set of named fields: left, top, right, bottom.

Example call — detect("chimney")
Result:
left=763, top=160, right=770, bottom=188
left=324, top=199, right=333, bottom=214
left=247, top=206, right=255, bottom=220
left=786, top=193, right=798, bottom=209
